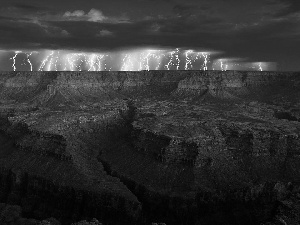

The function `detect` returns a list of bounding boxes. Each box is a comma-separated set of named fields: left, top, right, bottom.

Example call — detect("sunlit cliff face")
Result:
left=0, top=48, right=277, bottom=71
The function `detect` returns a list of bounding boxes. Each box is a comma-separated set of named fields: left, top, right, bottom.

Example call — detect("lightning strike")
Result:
left=4, top=48, right=273, bottom=71
left=165, top=50, right=176, bottom=70
left=39, top=51, right=54, bottom=71
left=10, top=51, right=22, bottom=71
left=54, top=52, right=60, bottom=71
left=48, top=54, right=55, bottom=71
left=175, top=48, right=180, bottom=70
left=88, top=54, right=97, bottom=71
left=202, top=53, right=208, bottom=71
left=185, top=50, right=193, bottom=70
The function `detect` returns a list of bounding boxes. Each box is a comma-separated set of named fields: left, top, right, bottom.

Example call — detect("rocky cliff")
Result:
left=1, top=71, right=299, bottom=107
left=0, top=108, right=141, bottom=225
left=0, top=70, right=300, bottom=225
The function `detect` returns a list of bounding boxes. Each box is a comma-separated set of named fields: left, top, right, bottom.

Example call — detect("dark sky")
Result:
left=0, top=0, right=299, bottom=70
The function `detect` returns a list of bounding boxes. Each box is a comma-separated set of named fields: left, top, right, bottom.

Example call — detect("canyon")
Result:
left=0, top=70, right=300, bottom=225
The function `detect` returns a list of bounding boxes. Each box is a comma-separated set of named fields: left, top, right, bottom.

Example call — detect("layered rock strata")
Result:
left=0, top=71, right=299, bottom=224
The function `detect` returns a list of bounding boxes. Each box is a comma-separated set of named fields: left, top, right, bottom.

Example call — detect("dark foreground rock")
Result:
left=0, top=111, right=141, bottom=225
left=0, top=202, right=108, bottom=225
left=0, top=71, right=300, bottom=224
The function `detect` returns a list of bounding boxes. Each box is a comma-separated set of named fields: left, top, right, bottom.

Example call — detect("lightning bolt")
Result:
left=259, top=63, right=263, bottom=71
left=154, top=51, right=163, bottom=70
left=121, top=54, right=134, bottom=71
left=145, top=53, right=150, bottom=71
left=39, top=51, right=54, bottom=71
left=3, top=48, right=275, bottom=72
left=185, top=50, right=193, bottom=70
left=202, top=53, right=208, bottom=71
left=220, top=60, right=228, bottom=71
left=67, top=54, right=75, bottom=71
left=54, top=51, right=60, bottom=71
left=175, top=48, right=180, bottom=70
left=10, top=51, right=22, bottom=71
left=165, top=50, right=176, bottom=70
left=190, top=52, right=202, bottom=70
left=121, top=54, right=128, bottom=71
left=139, top=50, right=164, bottom=71
left=96, top=55, right=104, bottom=71
left=47, top=52, right=55, bottom=71
left=26, top=52, right=35, bottom=71
left=88, top=54, right=96, bottom=71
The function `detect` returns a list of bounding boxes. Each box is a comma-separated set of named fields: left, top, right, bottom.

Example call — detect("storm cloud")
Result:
left=0, top=0, right=299, bottom=70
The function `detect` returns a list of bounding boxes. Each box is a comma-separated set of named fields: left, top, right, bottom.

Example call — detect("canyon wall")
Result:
left=0, top=71, right=299, bottom=106
left=0, top=111, right=142, bottom=224
left=0, top=70, right=300, bottom=224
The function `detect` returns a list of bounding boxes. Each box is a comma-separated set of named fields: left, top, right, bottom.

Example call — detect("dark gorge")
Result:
left=0, top=71, right=300, bottom=225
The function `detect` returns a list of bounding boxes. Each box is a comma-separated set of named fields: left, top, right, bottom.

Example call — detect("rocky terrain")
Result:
left=0, top=70, right=300, bottom=225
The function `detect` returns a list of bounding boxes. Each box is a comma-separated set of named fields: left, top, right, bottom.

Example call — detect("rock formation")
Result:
left=0, top=70, right=300, bottom=225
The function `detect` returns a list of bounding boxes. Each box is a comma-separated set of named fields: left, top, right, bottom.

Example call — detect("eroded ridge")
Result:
left=0, top=70, right=300, bottom=225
